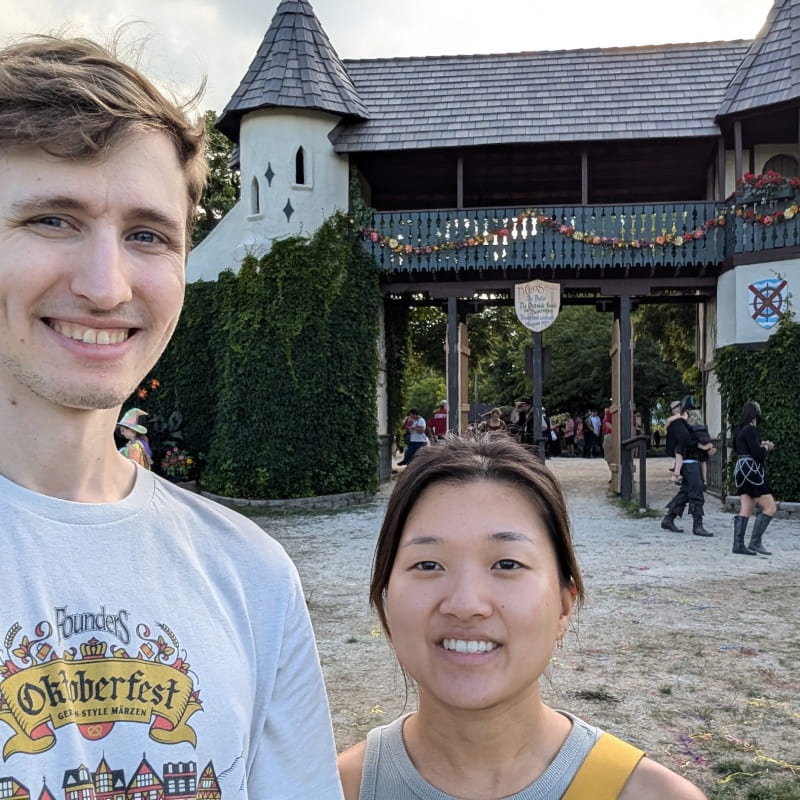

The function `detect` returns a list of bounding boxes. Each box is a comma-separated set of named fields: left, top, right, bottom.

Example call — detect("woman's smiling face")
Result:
left=385, top=478, right=576, bottom=714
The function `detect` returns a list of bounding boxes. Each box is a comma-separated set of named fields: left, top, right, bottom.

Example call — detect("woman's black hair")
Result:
left=738, top=401, right=762, bottom=427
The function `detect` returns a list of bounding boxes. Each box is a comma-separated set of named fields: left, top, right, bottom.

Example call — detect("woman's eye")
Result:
left=413, top=561, right=441, bottom=571
left=493, top=559, right=522, bottom=570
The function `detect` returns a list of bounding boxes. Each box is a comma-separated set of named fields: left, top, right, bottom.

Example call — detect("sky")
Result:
left=2, top=0, right=776, bottom=113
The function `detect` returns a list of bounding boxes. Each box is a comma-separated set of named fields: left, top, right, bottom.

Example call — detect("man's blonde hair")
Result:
left=0, top=32, right=208, bottom=241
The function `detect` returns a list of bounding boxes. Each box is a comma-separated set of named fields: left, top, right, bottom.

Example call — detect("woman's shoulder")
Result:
left=620, top=756, right=706, bottom=799
left=337, top=739, right=367, bottom=800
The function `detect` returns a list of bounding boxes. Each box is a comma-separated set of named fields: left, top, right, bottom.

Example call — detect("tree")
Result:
left=192, top=110, right=240, bottom=246
left=635, top=303, right=700, bottom=390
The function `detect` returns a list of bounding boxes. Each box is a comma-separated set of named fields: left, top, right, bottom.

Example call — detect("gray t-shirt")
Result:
left=0, top=466, right=342, bottom=799
left=359, top=712, right=602, bottom=799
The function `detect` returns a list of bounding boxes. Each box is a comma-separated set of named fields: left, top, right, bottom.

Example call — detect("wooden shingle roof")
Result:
left=217, top=0, right=368, bottom=142
left=330, top=42, right=750, bottom=153
left=717, top=0, right=800, bottom=117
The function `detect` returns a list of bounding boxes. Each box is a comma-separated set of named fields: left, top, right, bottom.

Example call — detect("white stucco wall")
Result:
left=716, top=258, right=798, bottom=348
left=186, top=108, right=350, bottom=283
left=722, top=145, right=797, bottom=197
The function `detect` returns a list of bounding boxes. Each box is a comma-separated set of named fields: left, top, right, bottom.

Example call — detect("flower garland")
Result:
left=361, top=198, right=800, bottom=255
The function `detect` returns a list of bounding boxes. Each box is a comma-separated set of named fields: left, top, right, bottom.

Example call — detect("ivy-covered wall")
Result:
left=133, top=214, right=382, bottom=498
left=715, top=310, right=800, bottom=502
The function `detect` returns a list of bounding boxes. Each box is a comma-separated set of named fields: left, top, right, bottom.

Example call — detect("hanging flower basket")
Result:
left=736, top=171, right=800, bottom=206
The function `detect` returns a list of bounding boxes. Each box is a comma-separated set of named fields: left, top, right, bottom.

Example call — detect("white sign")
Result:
left=514, top=280, right=561, bottom=332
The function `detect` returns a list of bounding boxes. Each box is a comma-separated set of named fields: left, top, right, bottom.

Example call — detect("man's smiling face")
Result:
left=0, top=132, right=188, bottom=410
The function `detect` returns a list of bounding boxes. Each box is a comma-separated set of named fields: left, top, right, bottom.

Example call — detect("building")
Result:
left=187, top=0, right=799, bottom=490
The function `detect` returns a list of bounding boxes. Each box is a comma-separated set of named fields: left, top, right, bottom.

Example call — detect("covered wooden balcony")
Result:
left=360, top=200, right=800, bottom=275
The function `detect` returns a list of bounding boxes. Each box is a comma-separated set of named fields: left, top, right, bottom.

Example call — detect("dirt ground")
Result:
left=252, top=455, right=800, bottom=798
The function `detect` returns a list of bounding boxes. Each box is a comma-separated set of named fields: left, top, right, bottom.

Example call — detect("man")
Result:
left=588, top=409, right=602, bottom=457
left=429, top=399, right=448, bottom=441
left=661, top=396, right=714, bottom=537
left=512, top=398, right=534, bottom=445
left=399, top=409, right=429, bottom=464
left=0, top=35, right=342, bottom=797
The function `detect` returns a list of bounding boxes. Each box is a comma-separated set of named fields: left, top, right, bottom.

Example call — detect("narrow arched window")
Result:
left=250, top=176, right=260, bottom=215
left=295, top=147, right=306, bottom=185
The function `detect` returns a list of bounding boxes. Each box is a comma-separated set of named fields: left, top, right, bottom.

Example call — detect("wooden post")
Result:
left=532, top=331, right=544, bottom=462
left=581, top=151, right=589, bottom=205
left=734, top=121, right=743, bottom=186
left=447, top=296, right=459, bottom=434
left=619, top=294, right=634, bottom=500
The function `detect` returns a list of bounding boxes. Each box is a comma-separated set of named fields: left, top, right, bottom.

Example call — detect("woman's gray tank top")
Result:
left=358, top=712, right=601, bottom=799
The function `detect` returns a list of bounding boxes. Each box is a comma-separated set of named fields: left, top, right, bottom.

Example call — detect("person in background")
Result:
left=731, top=401, right=777, bottom=556
left=429, top=399, right=448, bottom=442
left=116, top=407, right=152, bottom=469
left=587, top=409, right=602, bottom=457
left=486, top=406, right=507, bottom=434
left=512, top=398, right=534, bottom=446
left=399, top=409, right=416, bottom=457
left=398, top=409, right=429, bottom=465
left=574, top=414, right=585, bottom=457
left=0, top=33, right=342, bottom=797
left=563, top=412, right=575, bottom=456
left=663, top=398, right=683, bottom=478
left=338, top=435, right=706, bottom=800
left=661, top=397, right=713, bottom=537
left=686, top=408, right=713, bottom=489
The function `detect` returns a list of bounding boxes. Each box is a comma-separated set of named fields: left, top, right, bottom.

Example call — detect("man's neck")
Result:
left=0, top=393, right=135, bottom=502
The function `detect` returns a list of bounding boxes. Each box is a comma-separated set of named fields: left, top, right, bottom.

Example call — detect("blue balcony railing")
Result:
left=359, top=201, right=800, bottom=272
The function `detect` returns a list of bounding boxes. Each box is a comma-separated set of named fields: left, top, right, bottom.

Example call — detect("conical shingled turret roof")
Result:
left=717, top=0, right=800, bottom=117
left=217, top=0, right=368, bottom=141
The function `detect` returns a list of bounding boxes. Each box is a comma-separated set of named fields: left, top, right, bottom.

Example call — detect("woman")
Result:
left=485, top=407, right=507, bottom=434
left=338, top=435, right=705, bottom=799
left=731, top=401, right=777, bottom=556
left=563, top=413, right=575, bottom=456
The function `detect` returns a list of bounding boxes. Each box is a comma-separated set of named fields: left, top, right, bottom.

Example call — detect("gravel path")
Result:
left=253, top=454, right=800, bottom=793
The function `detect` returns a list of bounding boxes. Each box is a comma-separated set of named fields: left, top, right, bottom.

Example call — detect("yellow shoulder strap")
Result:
left=561, top=732, right=644, bottom=800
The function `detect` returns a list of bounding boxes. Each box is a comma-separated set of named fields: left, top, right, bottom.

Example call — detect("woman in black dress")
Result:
left=731, top=401, right=777, bottom=555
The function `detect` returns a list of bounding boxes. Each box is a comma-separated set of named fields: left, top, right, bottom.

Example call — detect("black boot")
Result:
left=748, top=512, right=773, bottom=555
left=692, top=513, right=713, bottom=537
left=732, top=515, right=757, bottom=555
left=661, top=512, right=683, bottom=532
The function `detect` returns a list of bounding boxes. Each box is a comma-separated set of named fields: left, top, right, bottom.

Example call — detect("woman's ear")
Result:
left=559, top=579, right=578, bottom=625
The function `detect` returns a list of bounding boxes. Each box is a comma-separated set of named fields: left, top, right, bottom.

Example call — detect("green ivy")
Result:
left=715, top=309, right=799, bottom=501
left=383, top=300, right=411, bottom=447
left=131, top=213, right=381, bottom=498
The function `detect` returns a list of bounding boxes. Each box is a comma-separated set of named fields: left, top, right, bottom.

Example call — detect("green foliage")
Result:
left=136, top=213, right=381, bottom=498
left=349, top=166, right=375, bottom=230
left=716, top=310, right=800, bottom=501
left=192, top=110, right=240, bottom=246
left=635, top=303, right=700, bottom=390
left=632, top=335, right=687, bottom=428
left=405, top=376, right=446, bottom=423
left=407, top=307, right=447, bottom=374
left=542, top=306, right=613, bottom=413
left=383, top=301, right=410, bottom=445
left=122, top=378, right=192, bottom=478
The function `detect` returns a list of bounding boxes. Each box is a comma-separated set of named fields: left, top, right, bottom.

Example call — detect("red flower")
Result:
left=137, top=388, right=148, bottom=399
